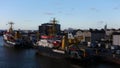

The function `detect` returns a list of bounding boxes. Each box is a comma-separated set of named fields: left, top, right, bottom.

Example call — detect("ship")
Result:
left=35, top=35, right=67, bottom=59
left=3, top=22, right=33, bottom=48
left=36, top=34, right=95, bottom=61
left=35, top=18, right=95, bottom=60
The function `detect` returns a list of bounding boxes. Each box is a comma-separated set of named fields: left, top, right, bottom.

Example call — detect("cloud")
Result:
left=90, top=8, right=96, bottom=10
left=24, top=20, right=33, bottom=22
left=58, top=11, right=62, bottom=13
left=54, top=2, right=61, bottom=6
left=71, top=8, right=75, bottom=10
left=90, top=8, right=99, bottom=12
left=64, top=13, right=72, bottom=16
left=43, top=12, right=55, bottom=15
left=97, top=21, right=105, bottom=24
left=113, top=7, right=119, bottom=10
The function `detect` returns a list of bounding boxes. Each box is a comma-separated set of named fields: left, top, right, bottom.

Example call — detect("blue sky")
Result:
left=0, top=0, right=120, bottom=30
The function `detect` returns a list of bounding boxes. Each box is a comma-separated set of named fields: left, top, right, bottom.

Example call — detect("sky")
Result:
left=0, top=0, right=120, bottom=30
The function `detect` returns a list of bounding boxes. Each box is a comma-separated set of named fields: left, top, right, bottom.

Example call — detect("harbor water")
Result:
left=0, top=36, right=119, bottom=68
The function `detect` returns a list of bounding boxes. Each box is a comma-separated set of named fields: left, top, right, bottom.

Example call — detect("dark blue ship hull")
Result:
left=36, top=46, right=68, bottom=59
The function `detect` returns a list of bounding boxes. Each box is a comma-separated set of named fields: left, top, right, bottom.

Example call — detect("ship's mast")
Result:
left=8, top=22, right=14, bottom=33
left=51, top=18, right=58, bottom=36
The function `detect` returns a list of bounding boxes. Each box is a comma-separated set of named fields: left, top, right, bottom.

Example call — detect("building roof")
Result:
left=112, top=32, right=120, bottom=35
left=90, top=29, right=105, bottom=33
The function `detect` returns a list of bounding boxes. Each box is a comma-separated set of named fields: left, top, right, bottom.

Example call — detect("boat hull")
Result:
left=36, top=46, right=68, bottom=59
left=35, top=46, right=95, bottom=63
left=3, top=40, right=33, bottom=48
